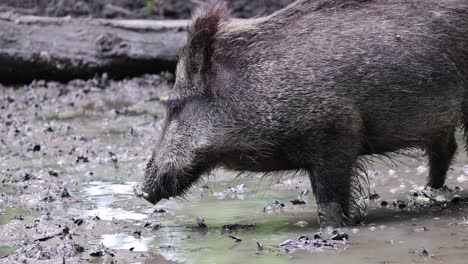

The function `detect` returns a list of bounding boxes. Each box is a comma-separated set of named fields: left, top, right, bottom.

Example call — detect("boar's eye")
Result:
left=165, top=99, right=183, bottom=117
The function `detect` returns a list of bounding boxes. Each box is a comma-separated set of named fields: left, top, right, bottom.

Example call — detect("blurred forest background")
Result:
left=0, top=0, right=295, bottom=19
left=0, top=0, right=295, bottom=84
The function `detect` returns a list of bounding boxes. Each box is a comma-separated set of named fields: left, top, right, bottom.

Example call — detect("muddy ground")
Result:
left=1, top=75, right=468, bottom=264
left=0, top=0, right=295, bottom=19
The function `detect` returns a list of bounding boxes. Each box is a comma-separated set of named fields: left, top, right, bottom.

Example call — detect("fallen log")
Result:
left=0, top=12, right=190, bottom=84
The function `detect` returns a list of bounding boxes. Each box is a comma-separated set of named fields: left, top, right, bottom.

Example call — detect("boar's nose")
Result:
left=133, top=183, right=153, bottom=203
left=142, top=188, right=163, bottom=205
left=137, top=162, right=169, bottom=205
left=137, top=179, right=170, bottom=205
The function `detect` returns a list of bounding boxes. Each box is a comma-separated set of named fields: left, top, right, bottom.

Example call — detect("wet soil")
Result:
left=1, top=75, right=468, bottom=263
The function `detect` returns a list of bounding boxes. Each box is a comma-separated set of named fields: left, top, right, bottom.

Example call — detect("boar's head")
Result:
left=142, top=0, right=296, bottom=204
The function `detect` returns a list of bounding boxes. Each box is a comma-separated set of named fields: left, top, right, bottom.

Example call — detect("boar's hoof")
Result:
left=318, top=203, right=352, bottom=227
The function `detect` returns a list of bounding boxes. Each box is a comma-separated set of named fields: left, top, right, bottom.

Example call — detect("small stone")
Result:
left=295, top=221, right=309, bottom=228
left=109, top=152, right=118, bottom=163
left=132, top=230, right=142, bottom=239
left=330, top=232, right=349, bottom=241
left=369, top=192, right=380, bottom=200
left=255, top=239, right=264, bottom=251
left=73, top=218, right=84, bottom=226
left=263, top=201, right=285, bottom=213
left=48, top=170, right=59, bottom=177
left=60, top=187, right=71, bottom=198
left=32, top=144, right=41, bottom=152
left=196, top=216, right=206, bottom=227
left=291, top=199, right=307, bottom=205
left=76, top=155, right=89, bottom=163
left=20, top=172, right=31, bottom=181
left=144, top=222, right=161, bottom=231
left=393, top=200, right=407, bottom=209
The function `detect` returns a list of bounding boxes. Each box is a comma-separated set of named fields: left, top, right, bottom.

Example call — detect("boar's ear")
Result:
left=186, top=0, right=230, bottom=76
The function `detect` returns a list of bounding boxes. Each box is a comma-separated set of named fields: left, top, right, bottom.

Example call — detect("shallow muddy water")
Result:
left=1, top=75, right=468, bottom=264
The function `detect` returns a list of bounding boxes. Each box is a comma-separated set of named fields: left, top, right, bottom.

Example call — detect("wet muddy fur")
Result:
left=143, top=0, right=468, bottom=227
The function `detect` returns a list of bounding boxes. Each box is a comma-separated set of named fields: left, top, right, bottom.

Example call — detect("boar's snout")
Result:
left=141, top=162, right=165, bottom=205
left=142, top=160, right=177, bottom=205
left=141, top=186, right=165, bottom=205
left=141, top=155, right=207, bottom=205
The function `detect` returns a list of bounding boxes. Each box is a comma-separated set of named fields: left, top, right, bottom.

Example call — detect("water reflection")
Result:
left=67, top=168, right=468, bottom=264
left=68, top=181, right=147, bottom=221
left=86, top=181, right=137, bottom=197
left=69, top=207, right=148, bottom=221
left=100, top=233, right=153, bottom=252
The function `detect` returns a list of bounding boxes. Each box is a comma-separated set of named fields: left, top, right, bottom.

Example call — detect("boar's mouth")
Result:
left=141, top=158, right=210, bottom=205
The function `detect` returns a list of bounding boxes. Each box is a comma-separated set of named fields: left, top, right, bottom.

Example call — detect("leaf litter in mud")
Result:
left=90, top=244, right=116, bottom=257
left=290, top=200, right=306, bottom=205
left=144, top=221, right=161, bottom=231
left=407, top=187, right=465, bottom=211
left=369, top=192, right=380, bottom=200
left=330, top=230, right=349, bottom=241
left=255, top=239, right=264, bottom=251
left=291, top=189, right=310, bottom=205
left=73, top=218, right=84, bottom=226
left=264, top=201, right=285, bottom=213
left=191, top=216, right=256, bottom=235
left=228, top=235, right=242, bottom=243
left=411, top=248, right=433, bottom=258
left=375, top=185, right=467, bottom=213
left=222, top=224, right=256, bottom=234
left=192, top=216, right=208, bottom=232
left=279, top=231, right=349, bottom=253
left=213, top=183, right=248, bottom=200
left=76, top=155, right=89, bottom=163
left=48, top=170, right=59, bottom=177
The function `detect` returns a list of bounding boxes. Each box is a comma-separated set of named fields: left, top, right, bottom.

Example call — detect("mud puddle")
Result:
left=1, top=75, right=468, bottom=263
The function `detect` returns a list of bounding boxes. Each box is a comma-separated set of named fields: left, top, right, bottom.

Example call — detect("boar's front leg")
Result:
left=309, top=146, right=359, bottom=227
left=426, top=129, right=457, bottom=189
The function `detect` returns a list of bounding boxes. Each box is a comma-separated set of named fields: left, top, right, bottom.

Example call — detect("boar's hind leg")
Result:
left=310, top=152, right=357, bottom=227
left=426, top=128, right=457, bottom=189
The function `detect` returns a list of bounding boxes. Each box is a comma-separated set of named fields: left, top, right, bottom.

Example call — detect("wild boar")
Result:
left=141, top=0, right=468, bottom=226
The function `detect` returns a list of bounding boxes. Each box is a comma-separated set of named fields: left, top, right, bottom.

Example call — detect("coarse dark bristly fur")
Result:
left=142, top=0, right=468, bottom=227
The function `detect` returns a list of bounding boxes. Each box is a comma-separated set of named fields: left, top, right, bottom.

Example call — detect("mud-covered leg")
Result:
left=427, top=129, right=457, bottom=189
left=309, top=153, right=357, bottom=227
